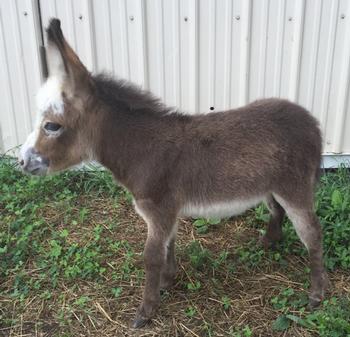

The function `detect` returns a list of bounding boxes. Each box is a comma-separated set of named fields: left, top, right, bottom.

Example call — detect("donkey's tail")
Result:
left=315, top=167, right=321, bottom=184
left=313, top=148, right=322, bottom=188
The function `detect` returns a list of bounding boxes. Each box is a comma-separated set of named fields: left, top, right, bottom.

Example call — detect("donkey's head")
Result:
left=19, top=18, right=94, bottom=175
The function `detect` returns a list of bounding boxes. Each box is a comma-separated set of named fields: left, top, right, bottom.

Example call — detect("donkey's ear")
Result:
left=46, top=18, right=89, bottom=90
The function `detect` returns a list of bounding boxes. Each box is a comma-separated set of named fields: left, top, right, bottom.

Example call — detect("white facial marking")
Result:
left=181, top=196, right=264, bottom=219
left=19, top=128, right=39, bottom=166
left=36, top=76, right=64, bottom=115
left=20, top=76, right=64, bottom=164
left=20, top=38, right=67, bottom=167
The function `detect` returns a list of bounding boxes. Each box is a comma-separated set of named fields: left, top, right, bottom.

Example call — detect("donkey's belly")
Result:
left=180, top=196, right=264, bottom=219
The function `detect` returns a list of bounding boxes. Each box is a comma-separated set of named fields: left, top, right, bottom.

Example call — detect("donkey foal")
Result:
left=19, top=19, right=328, bottom=328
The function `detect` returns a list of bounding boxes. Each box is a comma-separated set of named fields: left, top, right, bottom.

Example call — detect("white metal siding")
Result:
left=1, top=0, right=350, bottom=157
left=0, top=0, right=42, bottom=153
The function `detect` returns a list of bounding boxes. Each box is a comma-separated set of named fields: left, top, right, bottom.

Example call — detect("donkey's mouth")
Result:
left=30, top=167, right=47, bottom=176
left=22, top=165, right=48, bottom=176
left=19, top=147, right=50, bottom=176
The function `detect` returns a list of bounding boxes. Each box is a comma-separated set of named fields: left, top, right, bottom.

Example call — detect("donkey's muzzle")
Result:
left=19, top=147, right=49, bottom=176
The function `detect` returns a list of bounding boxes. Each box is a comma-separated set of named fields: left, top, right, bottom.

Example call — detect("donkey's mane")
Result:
left=92, top=74, right=175, bottom=117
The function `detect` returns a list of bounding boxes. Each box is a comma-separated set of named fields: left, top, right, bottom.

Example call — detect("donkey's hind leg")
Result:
left=274, top=194, right=328, bottom=308
left=261, top=195, right=285, bottom=249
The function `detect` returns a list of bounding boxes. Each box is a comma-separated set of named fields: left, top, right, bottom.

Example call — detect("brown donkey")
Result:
left=20, top=19, right=328, bottom=328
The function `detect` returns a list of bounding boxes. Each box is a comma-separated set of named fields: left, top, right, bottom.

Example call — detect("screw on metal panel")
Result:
left=341, top=14, right=345, bottom=19
left=184, top=16, right=188, bottom=22
left=129, top=15, right=134, bottom=21
left=23, top=11, right=28, bottom=16
left=235, top=15, right=240, bottom=20
left=78, top=14, right=83, bottom=20
left=288, top=17, right=293, bottom=21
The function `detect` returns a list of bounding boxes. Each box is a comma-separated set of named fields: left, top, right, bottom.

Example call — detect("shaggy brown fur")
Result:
left=20, top=18, right=328, bottom=328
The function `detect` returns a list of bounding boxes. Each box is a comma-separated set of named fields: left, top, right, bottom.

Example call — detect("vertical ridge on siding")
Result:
left=15, top=0, right=33, bottom=133
left=125, top=0, right=147, bottom=87
left=288, top=0, right=305, bottom=101
left=272, top=0, right=286, bottom=97
left=161, top=0, right=179, bottom=107
left=121, top=0, right=131, bottom=79
left=67, top=0, right=77, bottom=49
left=179, top=0, right=198, bottom=113
left=223, top=0, right=233, bottom=110
left=159, top=0, right=166, bottom=99
left=259, top=0, right=270, bottom=98
left=140, top=0, right=149, bottom=89
left=174, top=0, right=181, bottom=108
left=238, top=0, right=251, bottom=106
left=332, top=1, right=350, bottom=153
left=319, top=0, right=339, bottom=136
left=0, top=8, right=18, bottom=150
left=306, top=0, right=322, bottom=112
left=191, top=0, right=199, bottom=113
left=82, top=0, right=96, bottom=71
left=107, top=0, right=114, bottom=71
left=11, top=0, right=31, bottom=141
left=51, top=0, right=57, bottom=18
left=187, top=0, right=199, bottom=113
left=208, top=0, right=216, bottom=111
left=145, top=0, right=165, bottom=98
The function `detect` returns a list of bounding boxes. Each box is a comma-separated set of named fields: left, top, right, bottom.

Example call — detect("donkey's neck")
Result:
left=91, top=74, right=190, bottom=192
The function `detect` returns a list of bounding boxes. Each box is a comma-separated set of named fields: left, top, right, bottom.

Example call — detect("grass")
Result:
left=0, top=156, right=349, bottom=337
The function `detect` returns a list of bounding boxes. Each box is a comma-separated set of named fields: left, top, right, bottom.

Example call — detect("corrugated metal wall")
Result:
left=0, top=0, right=43, bottom=153
left=1, top=0, right=350, bottom=158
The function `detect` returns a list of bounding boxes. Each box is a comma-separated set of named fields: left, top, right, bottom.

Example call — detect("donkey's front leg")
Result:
left=132, top=236, right=164, bottom=328
left=132, top=200, right=176, bottom=328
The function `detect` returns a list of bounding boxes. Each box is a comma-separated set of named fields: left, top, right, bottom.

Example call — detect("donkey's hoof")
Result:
left=259, top=235, right=276, bottom=250
left=260, top=232, right=283, bottom=251
left=132, top=300, right=159, bottom=329
left=259, top=235, right=270, bottom=250
left=308, top=272, right=330, bottom=310
left=131, top=316, right=150, bottom=329
left=160, top=275, right=176, bottom=290
left=308, top=296, right=322, bottom=310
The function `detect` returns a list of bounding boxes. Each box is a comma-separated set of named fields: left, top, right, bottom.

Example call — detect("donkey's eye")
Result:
left=44, top=122, right=62, bottom=132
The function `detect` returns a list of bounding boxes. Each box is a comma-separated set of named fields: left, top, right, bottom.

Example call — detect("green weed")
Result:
left=229, top=325, right=253, bottom=337
left=192, top=218, right=221, bottom=234
left=271, top=295, right=350, bottom=336
left=185, top=240, right=212, bottom=270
